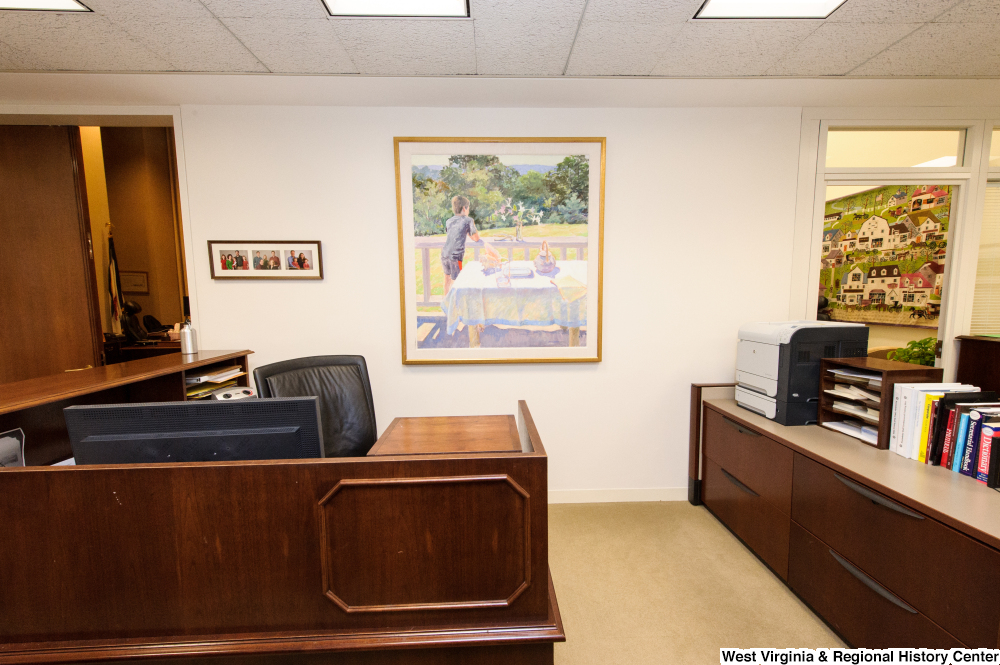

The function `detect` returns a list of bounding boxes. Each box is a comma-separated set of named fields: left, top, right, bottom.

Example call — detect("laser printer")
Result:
left=736, top=321, right=868, bottom=426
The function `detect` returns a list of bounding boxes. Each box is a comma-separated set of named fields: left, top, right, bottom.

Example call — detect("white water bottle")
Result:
left=180, top=321, right=198, bottom=355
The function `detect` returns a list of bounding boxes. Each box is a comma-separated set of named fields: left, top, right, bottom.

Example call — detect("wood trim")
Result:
left=0, top=577, right=564, bottom=665
left=518, top=400, right=546, bottom=456
left=0, top=350, right=252, bottom=414
left=318, top=475, right=531, bottom=613
left=68, top=125, right=105, bottom=368
left=704, top=399, right=1000, bottom=551
left=689, top=383, right=737, bottom=504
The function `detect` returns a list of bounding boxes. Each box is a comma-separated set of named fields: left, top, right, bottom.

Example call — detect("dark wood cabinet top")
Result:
left=706, top=398, right=1000, bottom=551
left=369, top=415, right=524, bottom=456
left=0, top=350, right=252, bottom=415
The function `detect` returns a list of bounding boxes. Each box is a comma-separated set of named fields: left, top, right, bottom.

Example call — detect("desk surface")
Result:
left=369, top=415, right=523, bottom=455
left=0, top=350, right=250, bottom=415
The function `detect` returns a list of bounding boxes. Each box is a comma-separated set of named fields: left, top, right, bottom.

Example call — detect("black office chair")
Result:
left=253, top=356, right=377, bottom=458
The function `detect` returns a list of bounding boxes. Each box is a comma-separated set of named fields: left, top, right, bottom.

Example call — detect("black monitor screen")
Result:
left=64, top=398, right=324, bottom=465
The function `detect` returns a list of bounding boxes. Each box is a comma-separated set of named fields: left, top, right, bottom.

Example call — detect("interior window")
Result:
left=826, top=129, right=965, bottom=168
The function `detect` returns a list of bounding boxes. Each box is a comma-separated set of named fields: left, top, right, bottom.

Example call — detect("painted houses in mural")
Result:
left=819, top=184, right=950, bottom=326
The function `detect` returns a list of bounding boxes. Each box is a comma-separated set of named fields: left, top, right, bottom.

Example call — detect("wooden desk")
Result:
left=0, top=350, right=250, bottom=465
left=0, top=401, right=562, bottom=665
left=370, top=415, right=524, bottom=455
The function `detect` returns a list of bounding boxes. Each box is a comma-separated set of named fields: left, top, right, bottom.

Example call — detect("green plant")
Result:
left=887, top=337, right=937, bottom=367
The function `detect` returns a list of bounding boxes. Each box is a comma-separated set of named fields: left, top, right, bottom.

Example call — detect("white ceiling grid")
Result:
left=0, top=0, right=995, bottom=77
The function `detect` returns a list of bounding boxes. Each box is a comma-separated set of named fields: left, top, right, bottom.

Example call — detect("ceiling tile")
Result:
left=222, top=18, right=357, bottom=73
left=332, top=19, right=476, bottom=75
left=934, top=0, right=1000, bottom=22
left=565, top=20, right=684, bottom=76
left=649, top=20, right=820, bottom=77
left=850, top=23, right=1000, bottom=75
left=581, top=0, right=702, bottom=24
left=0, top=40, right=35, bottom=70
left=200, top=0, right=330, bottom=19
left=113, top=17, right=268, bottom=72
left=0, top=13, right=171, bottom=71
left=766, top=22, right=919, bottom=76
left=827, top=0, right=966, bottom=23
left=84, top=0, right=213, bottom=20
left=473, top=16, right=579, bottom=75
left=469, top=0, right=584, bottom=22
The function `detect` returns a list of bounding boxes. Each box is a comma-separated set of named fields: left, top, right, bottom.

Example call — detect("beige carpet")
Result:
left=549, top=502, right=844, bottom=664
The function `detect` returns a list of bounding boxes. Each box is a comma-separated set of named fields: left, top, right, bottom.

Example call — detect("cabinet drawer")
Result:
left=792, top=453, right=1000, bottom=647
left=703, top=457, right=789, bottom=580
left=703, top=407, right=793, bottom=515
left=788, top=522, right=962, bottom=648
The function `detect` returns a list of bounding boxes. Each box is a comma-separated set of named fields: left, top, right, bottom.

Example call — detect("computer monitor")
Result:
left=64, top=398, right=324, bottom=465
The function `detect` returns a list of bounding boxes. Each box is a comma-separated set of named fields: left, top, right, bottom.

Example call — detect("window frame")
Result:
left=791, top=109, right=997, bottom=380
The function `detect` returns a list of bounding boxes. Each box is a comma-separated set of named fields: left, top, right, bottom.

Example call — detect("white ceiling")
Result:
left=0, top=0, right=998, bottom=77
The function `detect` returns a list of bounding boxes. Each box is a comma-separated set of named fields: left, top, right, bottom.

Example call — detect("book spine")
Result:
left=961, top=412, right=983, bottom=477
left=977, top=426, right=994, bottom=484
left=890, top=385, right=904, bottom=453
left=953, top=414, right=970, bottom=472
left=940, top=408, right=958, bottom=470
left=918, top=396, right=935, bottom=463
left=924, top=400, right=940, bottom=464
left=895, top=389, right=910, bottom=457
left=989, top=434, right=1000, bottom=489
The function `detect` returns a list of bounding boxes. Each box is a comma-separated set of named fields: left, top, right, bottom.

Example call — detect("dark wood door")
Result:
left=0, top=125, right=103, bottom=383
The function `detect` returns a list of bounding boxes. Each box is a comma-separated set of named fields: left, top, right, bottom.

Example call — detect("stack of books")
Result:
left=889, top=383, right=1000, bottom=488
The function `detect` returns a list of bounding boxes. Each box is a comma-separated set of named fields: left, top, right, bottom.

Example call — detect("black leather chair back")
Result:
left=253, top=356, right=376, bottom=457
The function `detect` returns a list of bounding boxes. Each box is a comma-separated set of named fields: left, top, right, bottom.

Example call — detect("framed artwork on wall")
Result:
left=119, top=271, right=149, bottom=294
left=818, top=185, right=950, bottom=329
left=207, top=241, right=323, bottom=280
left=394, top=137, right=605, bottom=364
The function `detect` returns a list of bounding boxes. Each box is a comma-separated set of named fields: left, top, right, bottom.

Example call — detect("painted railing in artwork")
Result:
left=413, top=237, right=589, bottom=306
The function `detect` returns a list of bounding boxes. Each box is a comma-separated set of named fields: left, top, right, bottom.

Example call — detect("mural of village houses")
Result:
left=819, top=184, right=950, bottom=328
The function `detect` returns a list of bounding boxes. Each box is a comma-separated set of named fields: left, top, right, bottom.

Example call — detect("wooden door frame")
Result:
left=67, top=126, right=106, bottom=367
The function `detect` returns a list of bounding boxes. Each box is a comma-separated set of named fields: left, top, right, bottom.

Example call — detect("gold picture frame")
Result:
left=394, top=137, right=605, bottom=365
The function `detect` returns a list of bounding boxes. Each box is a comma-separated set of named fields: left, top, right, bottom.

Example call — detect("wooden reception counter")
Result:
left=0, top=398, right=562, bottom=664
left=0, top=350, right=251, bottom=466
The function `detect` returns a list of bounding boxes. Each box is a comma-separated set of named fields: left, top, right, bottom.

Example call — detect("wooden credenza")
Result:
left=696, top=397, right=1000, bottom=649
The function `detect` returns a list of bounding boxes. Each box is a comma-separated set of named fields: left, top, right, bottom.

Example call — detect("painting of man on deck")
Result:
left=395, top=138, right=605, bottom=364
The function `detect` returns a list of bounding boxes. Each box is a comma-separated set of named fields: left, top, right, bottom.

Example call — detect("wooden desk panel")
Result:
left=0, top=402, right=561, bottom=665
left=370, top=415, right=522, bottom=455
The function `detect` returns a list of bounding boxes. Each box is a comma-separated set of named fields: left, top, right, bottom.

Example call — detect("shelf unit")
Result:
left=818, top=357, right=943, bottom=450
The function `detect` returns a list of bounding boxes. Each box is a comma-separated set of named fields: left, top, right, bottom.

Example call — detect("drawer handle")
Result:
left=721, top=468, right=759, bottom=497
left=722, top=416, right=762, bottom=438
left=829, top=549, right=917, bottom=614
left=834, top=474, right=925, bottom=520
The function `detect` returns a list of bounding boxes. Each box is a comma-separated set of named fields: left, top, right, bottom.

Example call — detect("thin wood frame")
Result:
left=394, top=136, right=606, bottom=365
left=207, top=240, right=323, bottom=280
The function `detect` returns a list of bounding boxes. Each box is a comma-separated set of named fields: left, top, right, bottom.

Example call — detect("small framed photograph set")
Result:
left=207, top=241, right=323, bottom=280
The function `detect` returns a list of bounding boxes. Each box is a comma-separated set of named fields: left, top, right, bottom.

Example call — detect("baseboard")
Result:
left=548, top=487, right=688, bottom=503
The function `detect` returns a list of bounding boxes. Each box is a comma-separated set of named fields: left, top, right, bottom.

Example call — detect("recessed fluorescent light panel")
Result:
left=322, top=0, right=468, bottom=17
left=0, top=0, right=89, bottom=9
left=695, top=0, right=848, bottom=19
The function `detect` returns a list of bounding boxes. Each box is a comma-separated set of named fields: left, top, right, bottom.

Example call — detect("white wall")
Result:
left=177, top=104, right=803, bottom=501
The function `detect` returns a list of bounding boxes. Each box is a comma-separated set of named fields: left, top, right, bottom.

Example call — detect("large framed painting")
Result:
left=394, top=137, right=605, bottom=364
left=818, top=184, right=951, bottom=329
